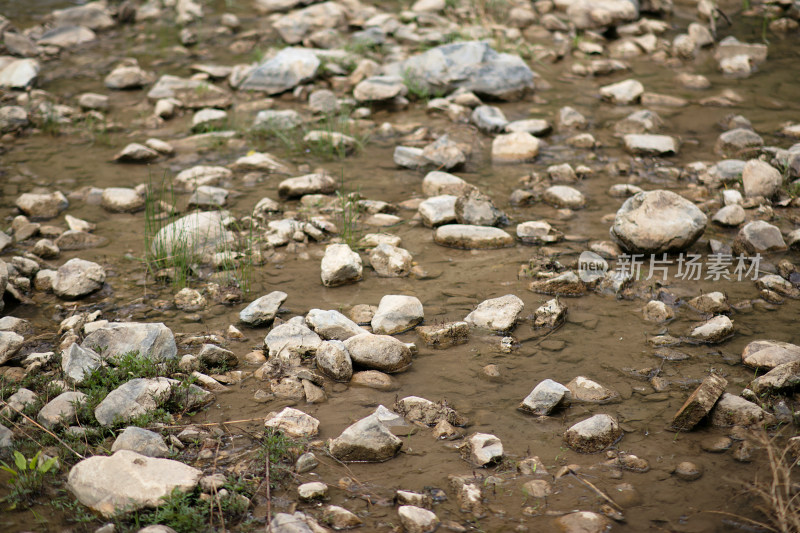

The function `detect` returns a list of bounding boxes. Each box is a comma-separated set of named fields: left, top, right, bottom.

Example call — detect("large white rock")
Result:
left=53, top=258, right=106, bottom=299
left=519, top=379, right=570, bottom=415
left=491, top=132, right=540, bottom=163
left=67, top=450, right=202, bottom=516
left=371, top=295, right=424, bottom=335
left=344, top=333, right=412, bottom=373
left=321, top=244, right=362, bottom=287
left=369, top=244, right=413, bottom=277
left=329, top=414, right=403, bottom=462
left=265, top=407, right=320, bottom=438
left=564, top=414, right=622, bottom=453
left=434, top=224, right=514, bottom=249
left=742, top=159, right=782, bottom=198
left=464, top=294, right=524, bottom=332
left=94, top=377, right=211, bottom=426
left=239, top=291, right=288, bottom=326
left=81, top=322, right=177, bottom=362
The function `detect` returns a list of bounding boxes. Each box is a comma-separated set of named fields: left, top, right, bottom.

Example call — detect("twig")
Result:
left=265, top=453, right=272, bottom=531
left=0, top=400, right=85, bottom=459
left=156, top=416, right=269, bottom=429
left=699, top=510, right=777, bottom=532
left=568, top=470, right=623, bottom=512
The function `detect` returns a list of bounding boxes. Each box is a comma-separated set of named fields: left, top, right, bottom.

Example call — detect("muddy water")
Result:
left=2, top=0, right=800, bottom=531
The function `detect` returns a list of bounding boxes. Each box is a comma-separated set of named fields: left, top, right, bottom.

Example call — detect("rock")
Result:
left=390, top=40, right=535, bottom=100
left=505, top=118, right=551, bottom=136
left=272, top=3, right=347, bottom=45
left=671, top=373, right=728, bottom=430
left=422, top=171, right=473, bottom=197
left=421, top=135, right=466, bottom=170
left=0, top=59, right=40, bottom=89
left=67, top=450, right=201, bottom=517
left=564, top=414, right=622, bottom=453
left=642, top=300, right=674, bottom=322
left=197, top=344, right=237, bottom=369
left=566, top=376, right=619, bottom=403
left=464, top=294, right=524, bottom=332
left=757, top=274, right=800, bottom=298
left=712, top=204, right=745, bottom=226
left=315, top=340, right=353, bottom=381
left=329, top=415, right=403, bottom=462
left=610, top=190, right=707, bottom=253
left=38, top=25, right=97, bottom=47
left=239, top=291, right=287, bottom=326
left=750, top=361, right=800, bottom=394
left=304, top=130, right=357, bottom=153
left=491, top=132, right=540, bottom=163
left=111, top=427, right=170, bottom=457
left=265, top=407, right=320, bottom=438
left=308, top=89, right=338, bottom=114
left=32, top=238, right=59, bottom=258
left=0, top=388, right=37, bottom=420
left=463, top=433, right=503, bottom=466
left=533, top=298, right=567, bottom=328
left=519, top=379, right=570, bottom=415
left=394, top=146, right=426, bottom=168
left=15, top=191, right=68, bottom=219
left=113, top=143, right=159, bottom=163
left=371, top=295, right=424, bottom=335
left=101, top=187, right=145, bottom=213
left=449, top=475, right=484, bottom=515
left=624, top=133, right=677, bottom=155
left=395, top=396, right=467, bottom=427
left=321, top=244, right=362, bottom=287
left=191, top=108, right=227, bottom=132
left=174, top=166, right=232, bottom=190
left=0, top=331, right=24, bottom=365
left=674, top=461, right=702, bottom=481
left=279, top=173, right=336, bottom=198
left=95, top=377, right=211, bottom=426
left=742, top=340, right=800, bottom=370
left=368, top=244, right=412, bottom=277
left=528, top=271, right=586, bottom=296
left=253, top=109, right=302, bottom=131
left=742, top=159, right=782, bottom=198
left=354, top=76, right=407, bottom=102
left=733, top=221, right=787, bottom=255
left=555, top=511, right=612, bottom=533
left=81, top=322, right=176, bottom=363
left=52, top=258, right=105, bottom=300
left=434, top=224, right=513, bottom=249
left=455, top=190, right=506, bottom=227
left=152, top=211, right=233, bottom=257
left=323, top=505, right=362, bottom=529
left=709, top=393, right=775, bottom=427
left=147, top=76, right=231, bottom=108
left=351, top=370, right=396, bottom=390
left=543, top=186, right=585, bottom=209
left=517, top=220, right=563, bottom=245
left=688, top=292, right=730, bottom=314
left=344, top=333, right=412, bottom=373
left=419, top=195, right=457, bottom=227
left=600, top=78, right=643, bottom=104
left=471, top=105, right=508, bottom=132
left=417, top=322, right=469, bottom=348
left=104, top=61, right=153, bottom=90
left=690, top=315, right=734, bottom=343
left=264, top=318, right=322, bottom=363
left=0, top=105, right=29, bottom=133
left=52, top=4, right=115, bottom=30
left=61, top=343, right=103, bottom=384
left=37, top=391, right=86, bottom=429
left=398, top=506, right=439, bottom=533
left=715, top=128, right=763, bottom=157
left=298, top=481, right=327, bottom=501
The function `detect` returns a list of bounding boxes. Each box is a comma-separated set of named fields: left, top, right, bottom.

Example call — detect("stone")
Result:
left=101, top=187, right=144, bottom=212
left=253, top=109, right=302, bottom=131
left=174, top=166, right=232, bottom=190
left=543, top=186, right=585, bottom=209
left=564, top=414, right=622, bottom=453
left=0, top=105, right=29, bottom=133
left=519, top=379, right=570, bottom=415
left=82, top=322, right=177, bottom=362
left=471, top=105, right=508, bottom=132
left=264, top=318, right=322, bottom=363
left=321, top=244, right=362, bottom=287
left=742, top=160, right=782, bottom=198
left=192, top=108, right=227, bottom=132
left=197, top=344, right=237, bottom=369
left=239, top=291, right=287, bottom=326
left=173, top=288, right=206, bottom=312
left=742, top=340, right=800, bottom=370
left=0, top=331, right=24, bottom=365
left=15, top=191, right=68, bottom=219
left=52, top=4, right=115, bottom=30
left=315, top=340, right=353, bottom=381
left=272, top=3, right=347, bottom=45
left=37, top=391, right=86, bottom=429
left=298, top=481, right=327, bottom=500
left=111, top=427, right=170, bottom=457
left=0, top=388, right=37, bottom=420
left=422, top=171, right=473, bottom=197
left=398, top=506, right=439, bottom=533
left=371, top=295, right=424, bottom=335
left=600, top=78, right=643, bottom=104
left=434, top=224, right=513, bottom=249
left=688, top=292, right=730, bottom=314
left=528, top=271, right=586, bottom=296
left=389, top=40, right=535, bottom=100
left=750, top=361, right=800, bottom=395
left=344, top=333, right=412, bottom=373
left=709, top=393, right=775, bottom=428
left=505, top=118, right=551, bottom=136
left=38, top=25, right=97, bottom=47
left=279, top=173, right=337, bottom=198
left=463, top=433, right=503, bottom=466
left=566, top=376, right=619, bottom=403
left=329, top=415, right=402, bottom=462
left=517, top=220, right=563, bottom=245
left=265, top=407, right=320, bottom=438
left=715, top=128, right=763, bottom=157
left=419, top=195, right=458, bottom=227
left=395, top=396, right=467, bottom=427
left=32, top=238, right=59, bottom=258
left=642, top=300, right=674, bottom=322
left=624, top=133, right=678, bottom=155
left=558, top=106, right=587, bottom=129
left=417, top=322, right=469, bottom=348
left=147, top=76, right=231, bottom=108
left=610, top=190, right=707, bottom=253
left=394, top=146, right=426, bottom=168
left=464, top=294, right=523, bottom=333
left=0, top=59, right=40, bottom=89
left=671, top=374, right=728, bottom=430
left=53, top=258, right=105, bottom=299
left=533, top=298, right=567, bottom=328
left=61, top=343, right=103, bottom=384
left=78, top=93, right=108, bottom=111
left=113, top=143, right=159, bottom=163
left=67, top=450, right=201, bottom=517
left=491, top=132, right=540, bottom=163
left=422, top=135, right=466, bottom=170
left=95, top=377, right=211, bottom=426
left=555, top=511, right=612, bottom=533
left=674, top=461, right=702, bottom=481
left=712, top=204, right=745, bottom=226
left=354, top=76, right=407, bottom=102
left=615, top=110, right=663, bottom=135
left=733, top=221, right=787, bottom=255
left=369, top=244, right=412, bottom=277
left=690, top=315, right=734, bottom=343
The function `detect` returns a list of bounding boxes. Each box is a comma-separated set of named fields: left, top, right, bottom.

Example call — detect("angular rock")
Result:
left=37, top=391, right=86, bottom=429
left=0, top=331, right=24, bottom=365
left=265, top=407, right=320, bottom=438
left=101, top=187, right=144, bottom=212
left=742, top=340, right=800, bottom=369
left=555, top=512, right=612, bottom=533
left=369, top=244, right=412, bottom=277
left=419, top=195, right=458, bottom=227
left=240, top=47, right=320, bottom=93
left=421, top=135, right=465, bottom=170
left=95, top=377, right=211, bottom=426
left=417, top=322, right=469, bottom=348
left=82, top=322, right=177, bottom=362
left=671, top=373, right=728, bottom=430
left=344, top=333, right=412, bottom=373
left=279, top=173, right=336, bottom=198
left=690, top=315, right=734, bottom=344
left=533, top=298, right=567, bottom=328
left=742, top=159, right=782, bottom=198
left=463, top=433, right=503, bottom=466
left=422, top=171, right=473, bottom=197
left=519, top=379, right=570, bottom=415
left=750, top=361, right=800, bottom=395
left=624, top=133, right=677, bottom=155
left=564, top=414, right=622, bottom=453
left=61, top=343, right=103, bottom=384
left=53, top=258, right=105, bottom=299
left=321, top=244, right=362, bottom=287
left=152, top=211, right=233, bottom=257
left=394, top=396, right=467, bottom=427
left=398, top=506, right=439, bottom=533
left=642, top=300, right=674, bottom=322
left=272, top=2, right=347, bottom=45
left=471, top=105, right=508, bottom=132
left=464, top=294, right=523, bottom=332
left=600, top=78, right=643, bottom=104
left=434, top=224, right=513, bottom=249
left=566, top=376, right=619, bottom=403
left=67, top=450, right=201, bottom=517
left=240, top=291, right=288, bottom=326
left=517, top=220, right=563, bottom=244
left=491, top=132, right=540, bottom=163
left=709, top=393, right=775, bottom=428
left=15, top=191, right=68, bottom=220
left=543, top=185, right=585, bottom=209
left=354, top=76, right=407, bottom=102
left=111, top=427, right=170, bottom=458
left=528, top=271, right=586, bottom=296
left=329, top=415, right=402, bottom=462
left=715, top=128, right=763, bottom=157
left=113, top=143, right=159, bottom=163
left=315, top=340, right=353, bottom=381
left=264, top=318, right=322, bottom=363
left=712, top=204, right=745, bottom=226
left=371, top=295, right=424, bottom=335
left=0, top=59, right=40, bottom=89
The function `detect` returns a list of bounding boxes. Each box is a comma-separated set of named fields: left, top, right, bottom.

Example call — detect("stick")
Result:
left=0, top=400, right=85, bottom=459
left=700, top=510, right=777, bottom=532
left=568, top=471, right=623, bottom=512
left=265, top=454, right=272, bottom=531
left=157, top=417, right=269, bottom=429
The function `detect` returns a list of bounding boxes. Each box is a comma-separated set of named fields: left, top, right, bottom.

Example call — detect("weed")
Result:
left=36, top=106, right=62, bottom=137
left=335, top=174, right=362, bottom=248
left=0, top=450, right=59, bottom=508
left=116, top=487, right=209, bottom=533
left=746, top=432, right=800, bottom=533
left=255, top=428, right=303, bottom=487
left=50, top=492, right=101, bottom=525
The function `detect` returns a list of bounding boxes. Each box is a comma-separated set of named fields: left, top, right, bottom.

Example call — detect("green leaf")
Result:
left=29, top=451, right=40, bottom=471
left=38, top=456, right=58, bottom=474
left=0, top=464, right=18, bottom=477
left=12, top=451, right=26, bottom=471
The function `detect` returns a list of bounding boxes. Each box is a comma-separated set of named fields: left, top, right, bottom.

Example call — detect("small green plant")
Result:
left=255, top=428, right=303, bottom=487
left=335, top=174, right=361, bottom=248
left=0, top=451, right=59, bottom=508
